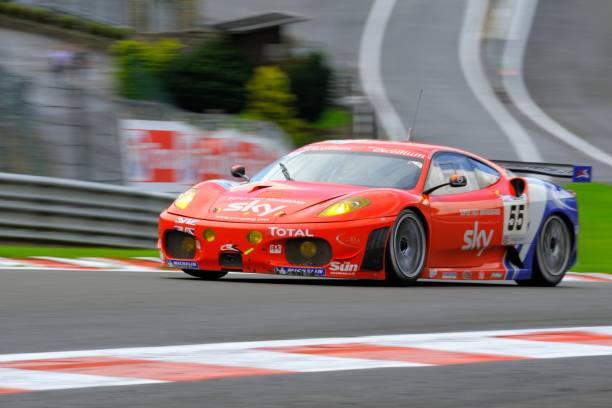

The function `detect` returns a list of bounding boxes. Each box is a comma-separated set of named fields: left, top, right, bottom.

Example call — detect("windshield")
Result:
left=252, top=150, right=423, bottom=189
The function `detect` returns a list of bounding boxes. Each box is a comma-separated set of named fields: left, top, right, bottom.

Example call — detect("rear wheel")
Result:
left=386, top=209, right=427, bottom=285
left=182, top=270, right=228, bottom=280
left=516, top=215, right=571, bottom=287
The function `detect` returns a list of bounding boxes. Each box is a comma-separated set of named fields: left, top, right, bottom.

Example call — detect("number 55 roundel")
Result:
left=501, top=194, right=529, bottom=245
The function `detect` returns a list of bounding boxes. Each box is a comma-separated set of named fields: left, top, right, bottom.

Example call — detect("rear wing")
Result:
left=492, top=160, right=592, bottom=182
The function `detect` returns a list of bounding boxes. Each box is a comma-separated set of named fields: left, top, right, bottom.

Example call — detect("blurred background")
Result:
left=0, top=0, right=610, bottom=270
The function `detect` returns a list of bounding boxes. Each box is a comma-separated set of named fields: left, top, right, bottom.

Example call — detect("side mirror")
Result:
left=449, top=174, right=467, bottom=188
left=423, top=173, right=467, bottom=195
left=231, top=165, right=249, bottom=181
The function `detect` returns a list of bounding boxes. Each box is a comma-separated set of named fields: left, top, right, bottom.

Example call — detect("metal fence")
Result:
left=0, top=62, right=123, bottom=182
left=0, top=62, right=290, bottom=185
left=0, top=67, right=45, bottom=176
left=0, top=171, right=174, bottom=248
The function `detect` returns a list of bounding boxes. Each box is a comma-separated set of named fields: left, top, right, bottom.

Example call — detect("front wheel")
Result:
left=386, top=209, right=427, bottom=285
left=182, top=269, right=228, bottom=280
left=516, top=214, right=571, bottom=287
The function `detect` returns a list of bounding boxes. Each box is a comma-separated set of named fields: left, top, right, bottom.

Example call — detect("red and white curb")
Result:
left=0, top=257, right=610, bottom=282
left=2, top=326, right=612, bottom=395
left=563, top=273, right=612, bottom=283
left=0, top=257, right=171, bottom=273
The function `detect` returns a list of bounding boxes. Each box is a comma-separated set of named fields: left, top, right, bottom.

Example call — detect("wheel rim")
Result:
left=390, top=213, right=426, bottom=278
left=537, top=216, right=570, bottom=276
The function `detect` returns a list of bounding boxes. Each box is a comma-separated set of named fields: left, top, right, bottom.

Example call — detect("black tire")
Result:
left=385, top=209, right=427, bottom=285
left=182, top=269, right=228, bottom=280
left=516, top=214, right=571, bottom=287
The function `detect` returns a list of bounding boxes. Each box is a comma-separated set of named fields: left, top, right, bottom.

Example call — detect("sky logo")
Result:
left=572, top=165, right=592, bottom=183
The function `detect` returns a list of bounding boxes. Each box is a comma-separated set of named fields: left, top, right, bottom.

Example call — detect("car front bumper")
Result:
left=158, top=211, right=394, bottom=279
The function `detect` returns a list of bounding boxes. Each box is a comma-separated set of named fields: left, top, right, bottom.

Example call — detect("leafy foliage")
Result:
left=246, top=66, right=296, bottom=123
left=111, top=39, right=183, bottom=101
left=162, top=39, right=254, bottom=113
left=285, top=52, right=333, bottom=122
left=245, top=66, right=310, bottom=145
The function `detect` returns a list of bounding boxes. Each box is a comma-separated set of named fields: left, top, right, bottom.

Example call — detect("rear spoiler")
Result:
left=492, top=160, right=592, bottom=182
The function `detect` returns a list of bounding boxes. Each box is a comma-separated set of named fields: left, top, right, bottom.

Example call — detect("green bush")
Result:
left=117, top=54, right=166, bottom=101
left=112, top=38, right=183, bottom=101
left=285, top=52, right=333, bottom=122
left=245, top=66, right=311, bottom=146
left=162, top=39, right=254, bottom=114
left=246, top=66, right=296, bottom=122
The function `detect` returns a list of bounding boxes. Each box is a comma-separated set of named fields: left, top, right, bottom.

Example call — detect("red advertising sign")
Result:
left=121, top=120, right=290, bottom=192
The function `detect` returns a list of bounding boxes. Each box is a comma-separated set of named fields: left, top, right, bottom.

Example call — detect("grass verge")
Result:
left=0, top=246, right=158, bottom=259
left=567, top=182, right=612, bottom=273
left=311, top=107, right=352, bottom=130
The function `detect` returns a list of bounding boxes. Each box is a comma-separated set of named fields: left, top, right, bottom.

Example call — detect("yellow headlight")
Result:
left=319, top=197, right=371, bottom=217
left=174, top=188, right=197, bottom=209
left=247, top=231, right=263, bottom=245
left=299, top=241, right=317, bottom=258
left=203, top=229, right=216, bottom=242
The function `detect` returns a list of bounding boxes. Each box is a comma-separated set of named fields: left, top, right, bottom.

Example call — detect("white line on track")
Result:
left=0, top=368, right=163, bottom=391
left=501, top=0, right=612, bottom=167
left=31, top=257, right=117, bottom=269
left=359, top=0, right=409, bottom=140
left=134, top=257, right=164, bottom=263
left=0, top=257, right=30, bottom=267
left=459, top=0, right=542, bottom=162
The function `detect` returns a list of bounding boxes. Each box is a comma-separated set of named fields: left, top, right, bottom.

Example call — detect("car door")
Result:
left=425, top=152, right=504, bottom=268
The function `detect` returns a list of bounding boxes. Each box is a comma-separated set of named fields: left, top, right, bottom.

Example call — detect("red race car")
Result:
left=159, top=140, right=585, bottom=286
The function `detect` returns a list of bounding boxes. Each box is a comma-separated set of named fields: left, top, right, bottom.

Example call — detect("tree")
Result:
left=246, top=66, right=296, bottom=123
left=245, top=66, right=309, bottom=145
left=285, top=52, right=333, bottom=122
left=162, top=39, right=253, bottom=113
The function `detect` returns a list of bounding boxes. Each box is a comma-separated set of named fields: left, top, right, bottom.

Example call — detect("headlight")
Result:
left=318, top=197, right=371, bottom=217
left=174, top=188, right=197, bottom=209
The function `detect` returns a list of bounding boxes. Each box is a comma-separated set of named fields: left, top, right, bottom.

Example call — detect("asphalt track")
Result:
left=525, top=0, right=612, bottom=159
left=3, top=1, right=612, bottom=406
left=1, top=268, right=611, bottom=407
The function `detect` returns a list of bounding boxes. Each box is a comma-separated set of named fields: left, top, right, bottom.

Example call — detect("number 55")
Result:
left=508, top=205, right=525, bottom=231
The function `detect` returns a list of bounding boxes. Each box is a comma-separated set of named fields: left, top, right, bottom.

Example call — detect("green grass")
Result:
left=567, top=183, right=612, bottom=273
left=0, top=246, right=158, bottom=259
left=311, top=107, right=352, bottom=130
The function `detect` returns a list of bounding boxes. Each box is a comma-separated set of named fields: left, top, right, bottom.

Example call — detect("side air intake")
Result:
left=361, top=227, right=389, bottom=271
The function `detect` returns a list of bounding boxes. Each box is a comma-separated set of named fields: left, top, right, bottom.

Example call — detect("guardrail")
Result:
left=0, top=172, right=175, bottom=248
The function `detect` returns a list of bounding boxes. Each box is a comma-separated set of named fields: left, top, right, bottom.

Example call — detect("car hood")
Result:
left=171, top=180, right=366, bottom=223
left=168, top=180, right=424, bottom=223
